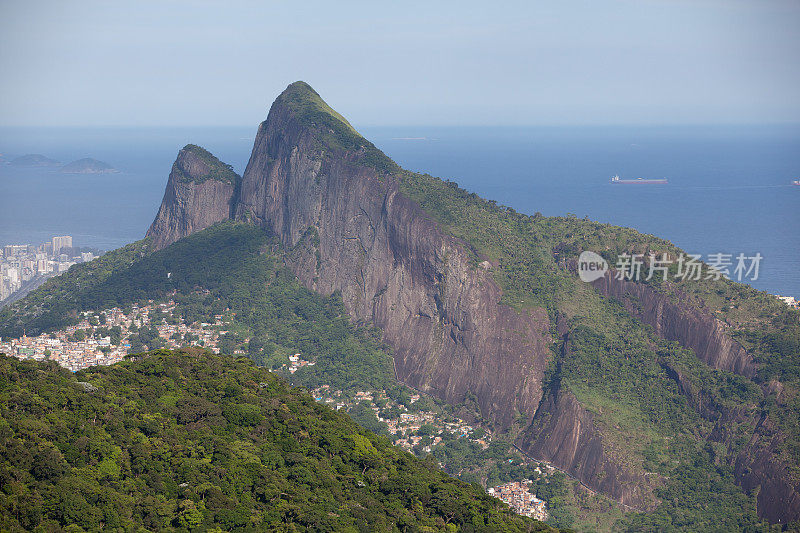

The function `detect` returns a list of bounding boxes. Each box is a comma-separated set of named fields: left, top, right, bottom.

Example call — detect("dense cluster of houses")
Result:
left=488, top=480, right=548, bottom=521
left=0, top=330, right=124, bottom=372
left=309, top=384, right=550, bottom=518
left=0, top=300, right=226, bottom=371
left=311, top=386, right=487, bottom=454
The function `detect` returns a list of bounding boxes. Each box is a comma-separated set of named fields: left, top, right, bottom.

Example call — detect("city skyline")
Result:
left=0, top=234, right=96, bottom=303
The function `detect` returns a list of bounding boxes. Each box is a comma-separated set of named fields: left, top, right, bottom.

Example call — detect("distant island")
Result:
left=9, top=154, right=60, bottom=167
left=6, top=154, right=117, bottom=173
left=59, top=157, right=117, bottom=174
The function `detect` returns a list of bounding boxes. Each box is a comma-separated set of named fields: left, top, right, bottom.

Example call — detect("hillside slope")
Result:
left=0, top=349, right=553, bottom=532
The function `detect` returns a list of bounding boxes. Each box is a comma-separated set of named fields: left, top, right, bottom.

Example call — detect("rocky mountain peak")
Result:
left=273, top=81, right=359, bottom=134
left=145, top=145, right=240, bottom=250
left=171, top=144, right=239, bottom=185
left=252, top=81, right=398, bottom=176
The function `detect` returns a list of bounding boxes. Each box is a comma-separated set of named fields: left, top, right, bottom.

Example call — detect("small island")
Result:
left=9, top=154, right=60, bottom=167
left=59, top=157, right=118, bottom=174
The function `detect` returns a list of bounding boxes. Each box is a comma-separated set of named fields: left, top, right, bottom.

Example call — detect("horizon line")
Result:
left=1, top=121, right=799, bottom=130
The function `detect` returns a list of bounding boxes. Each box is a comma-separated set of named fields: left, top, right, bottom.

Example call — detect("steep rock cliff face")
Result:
left=697, top=385, right=800, bottom=524
left=591, top=272, right=757, bottom=377
left=146, top=145, right=240, bottom=250
left=732, top=414, right=800, bottom=525
left=236, top=82, right=551, bottom=430
left=519, top=383, right=656, bottom=511
left=593, top=271, right=800, bottom=522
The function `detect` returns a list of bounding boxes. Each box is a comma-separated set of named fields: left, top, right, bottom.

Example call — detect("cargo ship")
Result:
left=611, top=174, right=668, bottom=184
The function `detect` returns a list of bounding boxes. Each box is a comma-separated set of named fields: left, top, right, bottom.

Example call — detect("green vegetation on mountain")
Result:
left=397, top=171, right=677, bottom=314
left=0, top=350, right=554, bottom=532
left=0, top=223, right=397, bottom=394
left=398, top=171, right=797, bottom=531
left=174, top=144, right=240, bottom=185
left=276, top=81, right=398, bottom=173
left=2, top=171, right=796, bottom=533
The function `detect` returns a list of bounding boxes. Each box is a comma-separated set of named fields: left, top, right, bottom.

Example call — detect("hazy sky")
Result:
left=1, top=0, right=798, bottom=127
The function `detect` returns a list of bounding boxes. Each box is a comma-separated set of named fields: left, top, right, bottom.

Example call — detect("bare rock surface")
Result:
left=147, top=144, right=240, bottom=250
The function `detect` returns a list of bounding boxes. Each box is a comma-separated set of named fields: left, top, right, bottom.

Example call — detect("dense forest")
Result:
left=0, top=349, right=556, bottom=532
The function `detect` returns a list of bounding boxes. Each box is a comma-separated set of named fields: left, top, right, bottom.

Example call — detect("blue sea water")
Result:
left=0, top=125, right=798, bottom=297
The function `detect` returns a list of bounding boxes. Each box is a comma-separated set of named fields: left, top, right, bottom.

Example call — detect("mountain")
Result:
left=150, top=81, right=799, bottom=527
left=4, top=82, right=799, bottom=530
left=146, top=144, right=241, bottom=250
left=60, top=158, right=117, bottom=174
left=0, top=349, right=552, bottom=532
left=9, top=154, right=60, bottom=167
left=237, top=82, right=550, bottom=441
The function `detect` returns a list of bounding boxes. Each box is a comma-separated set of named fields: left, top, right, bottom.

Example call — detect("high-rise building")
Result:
left=6, top=267, right=20, bottom=284
left=4, top=245, right=27, bottom=257
left=52, top=236, right=73, bottom=254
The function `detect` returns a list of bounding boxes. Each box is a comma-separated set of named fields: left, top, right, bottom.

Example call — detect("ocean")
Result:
left=1, top=124, right=798, bottom=297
